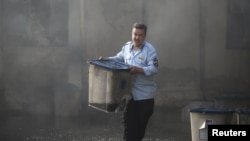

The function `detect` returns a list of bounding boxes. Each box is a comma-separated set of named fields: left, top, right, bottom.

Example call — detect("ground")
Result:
left=0, top=107, right=191, bottom=141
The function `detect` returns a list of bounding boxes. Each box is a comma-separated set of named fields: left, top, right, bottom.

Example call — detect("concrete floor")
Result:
left=0, top=107, right=191, bottom=141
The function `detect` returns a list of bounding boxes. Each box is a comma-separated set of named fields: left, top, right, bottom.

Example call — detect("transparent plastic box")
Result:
left=88, top=59, right=132, bottom=113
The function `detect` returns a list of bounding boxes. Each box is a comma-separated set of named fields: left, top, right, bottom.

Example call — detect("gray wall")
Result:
left=0, top=0, right=249, bottom=118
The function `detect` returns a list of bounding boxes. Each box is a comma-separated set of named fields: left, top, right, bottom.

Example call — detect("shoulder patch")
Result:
left=153, top=58, right=159, bottom=67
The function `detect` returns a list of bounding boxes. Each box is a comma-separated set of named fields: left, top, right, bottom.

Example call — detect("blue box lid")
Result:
left=89, top=59, right=130, bottom=71
left=235, top=109, right=250, bottom=114
left=189, top=108, right=234, bottom=114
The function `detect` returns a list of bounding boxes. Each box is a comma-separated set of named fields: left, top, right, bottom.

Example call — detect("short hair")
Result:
left=133, top=23, right=147, bottom=35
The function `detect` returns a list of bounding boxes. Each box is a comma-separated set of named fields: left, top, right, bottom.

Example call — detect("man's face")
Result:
left=132, top=28, right=146, bottom=48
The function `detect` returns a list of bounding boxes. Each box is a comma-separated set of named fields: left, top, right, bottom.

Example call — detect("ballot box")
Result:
left=88, top=59, right=132, bottom=113
left=189, top=108, right=235, bottom=141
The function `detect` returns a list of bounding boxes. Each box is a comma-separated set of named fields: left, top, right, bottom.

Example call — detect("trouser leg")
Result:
left=137, top=99, right=154, bottom=141
left=123, top=99, right=154, bottom=141
left=123, top=99, right=137, bottom=141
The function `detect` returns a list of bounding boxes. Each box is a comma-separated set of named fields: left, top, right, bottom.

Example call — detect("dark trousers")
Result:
left=123, top=98, right=154, bottom=141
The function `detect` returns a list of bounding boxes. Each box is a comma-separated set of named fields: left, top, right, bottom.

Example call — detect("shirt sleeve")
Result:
left=142, top=48, right=159, bottom=76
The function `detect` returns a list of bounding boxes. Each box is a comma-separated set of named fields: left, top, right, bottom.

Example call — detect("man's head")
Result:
left=132, top=23, right=147, bottom=48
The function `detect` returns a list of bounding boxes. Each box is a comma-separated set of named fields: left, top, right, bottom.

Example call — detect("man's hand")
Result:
left=98, top=56, right=109, bottom=60
left=130, top=66, right=144, bottom=74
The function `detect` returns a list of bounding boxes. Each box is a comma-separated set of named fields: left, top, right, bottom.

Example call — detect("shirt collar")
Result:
left=129, top=41, right=145, bottom=51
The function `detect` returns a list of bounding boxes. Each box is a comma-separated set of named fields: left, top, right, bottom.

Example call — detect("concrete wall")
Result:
left=146, top=0, right=202, bottom=107
left=0, top=0, right=249, bottom=118
left=1, top=0, right=71, bottom=116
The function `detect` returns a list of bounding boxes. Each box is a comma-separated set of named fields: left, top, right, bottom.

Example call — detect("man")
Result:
left=101, top=23, right=159, bottom=141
